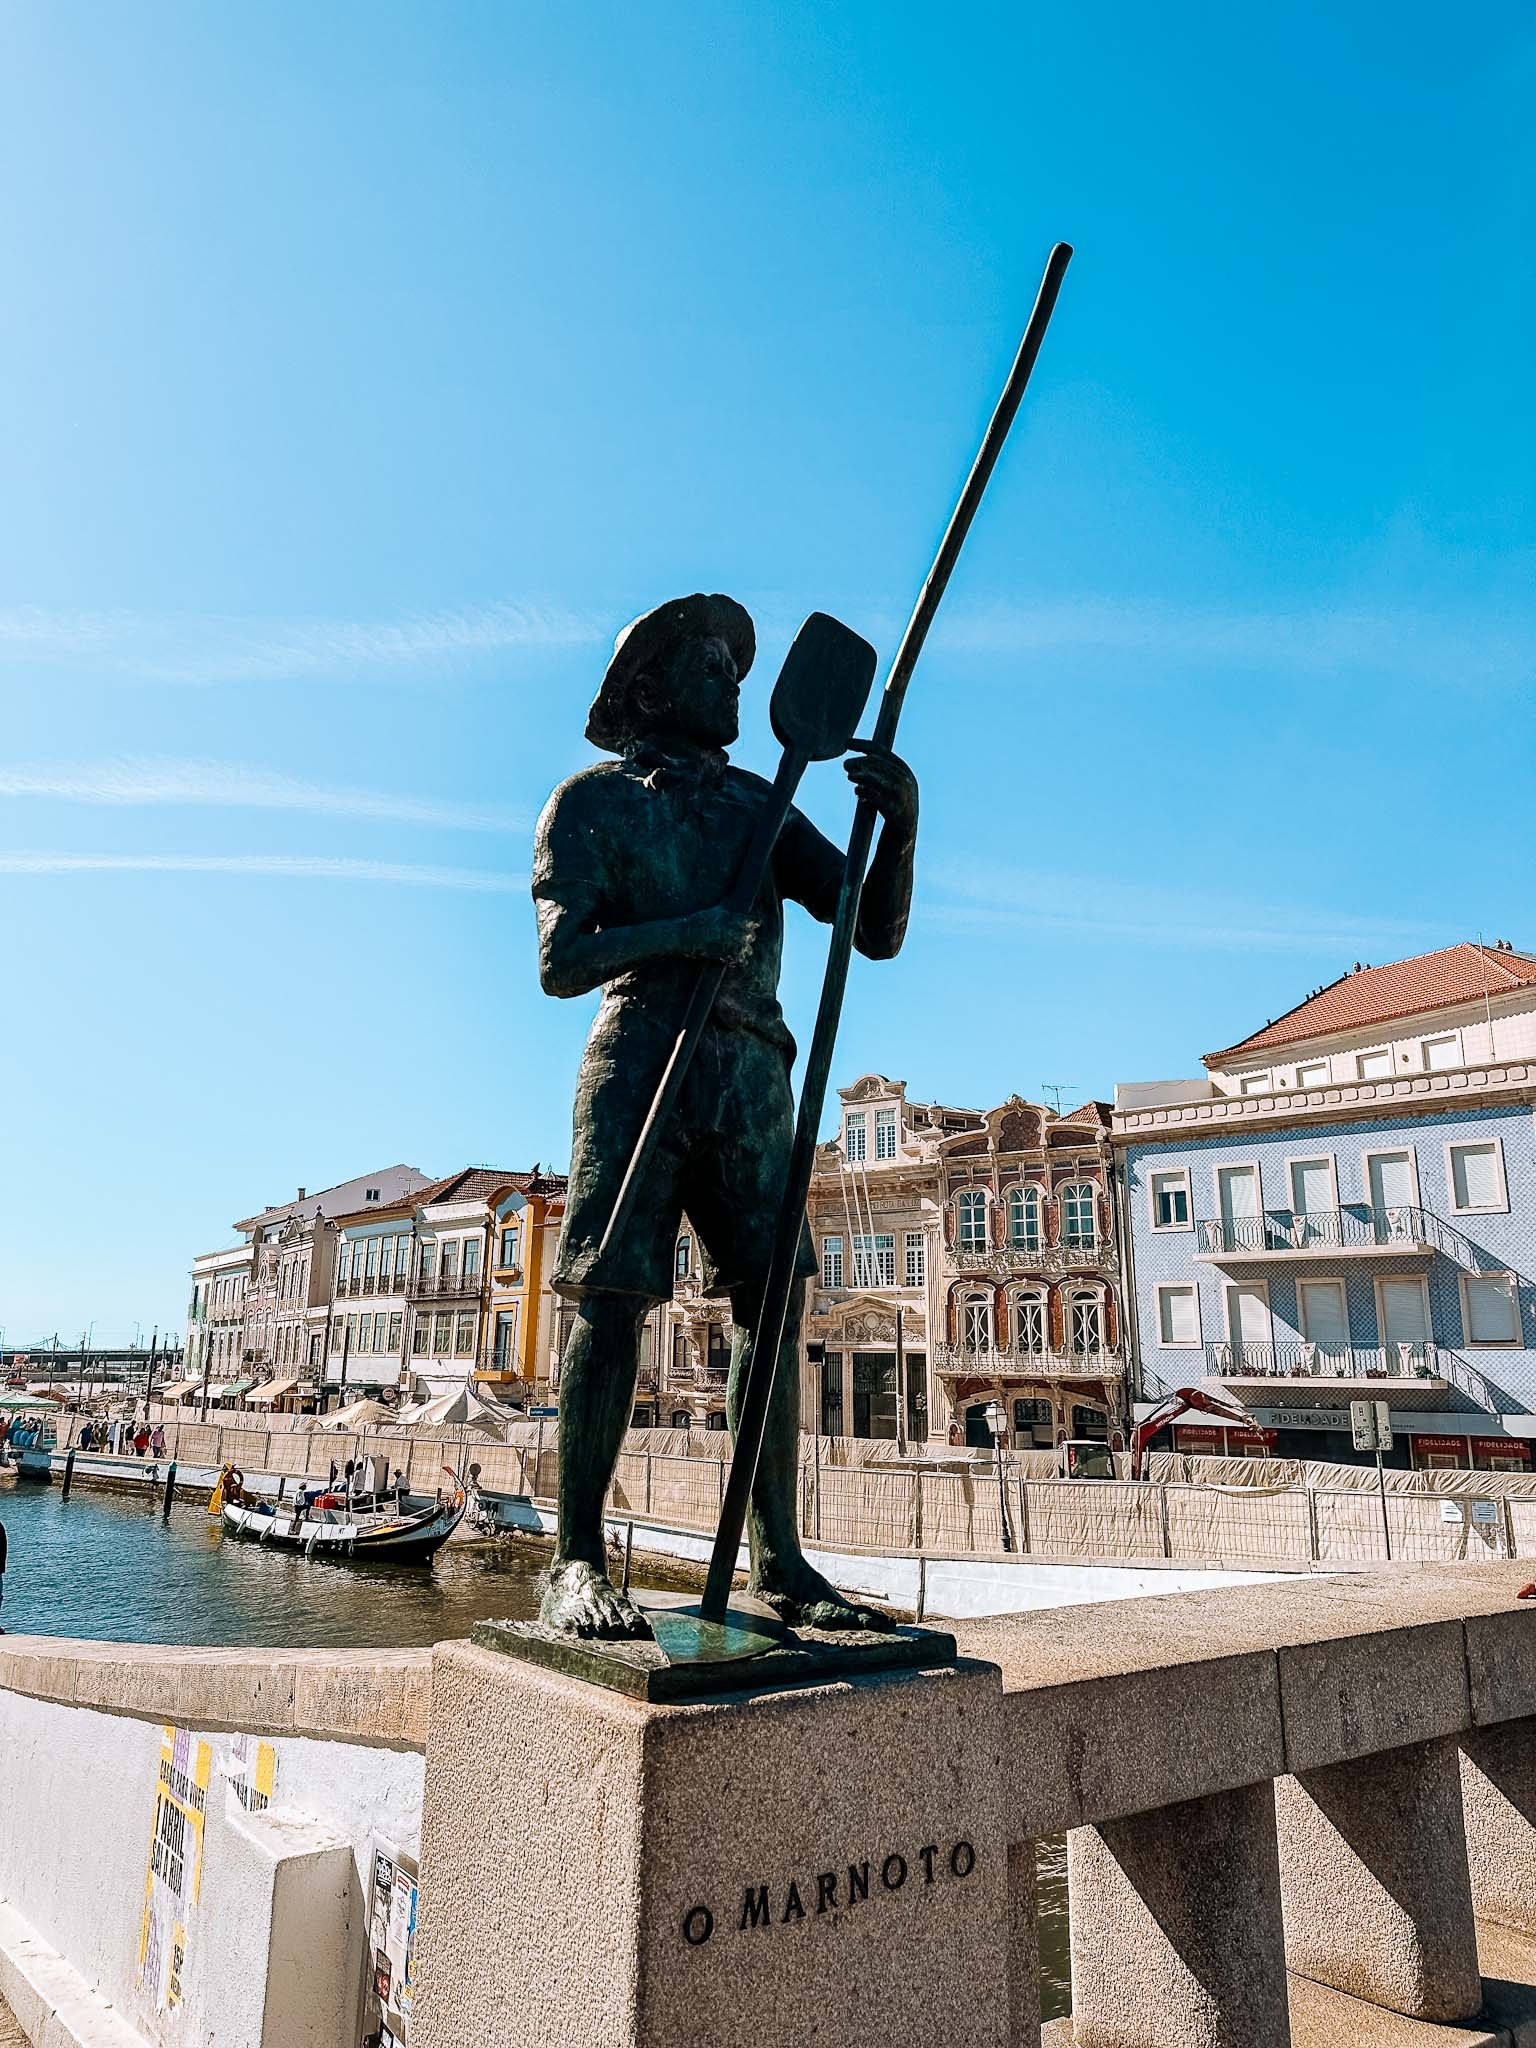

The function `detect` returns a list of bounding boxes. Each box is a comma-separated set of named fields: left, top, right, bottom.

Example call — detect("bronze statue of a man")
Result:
left=532, top=593, right=918, bottom=1638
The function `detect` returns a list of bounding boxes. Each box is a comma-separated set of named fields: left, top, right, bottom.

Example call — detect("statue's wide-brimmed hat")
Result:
left=585, top=593, right=755, bottom=751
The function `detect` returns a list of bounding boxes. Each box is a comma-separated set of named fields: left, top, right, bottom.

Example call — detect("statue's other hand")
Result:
left=677, top=905, right=759, bottom=968
left=844, top=741, right=917, bottom=830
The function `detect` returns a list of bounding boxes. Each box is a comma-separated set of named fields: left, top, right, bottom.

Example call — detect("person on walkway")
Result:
left=76, top=1421, right=93, bottom=1451
left=133, top=1426, right=150, bottom=1458
left=0, top=1514, right=8, bottom=1634
left=149, top=1424, right=166, bottom=1458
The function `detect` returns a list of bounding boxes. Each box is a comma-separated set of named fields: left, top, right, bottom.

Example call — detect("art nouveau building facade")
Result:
left=802, top=1075, right=1129, bottom=1447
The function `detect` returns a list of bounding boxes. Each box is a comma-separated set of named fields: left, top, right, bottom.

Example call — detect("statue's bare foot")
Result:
left=750, top=1556, right=892, bottom=1632
left=540, top=1557, right=654, bottom=1640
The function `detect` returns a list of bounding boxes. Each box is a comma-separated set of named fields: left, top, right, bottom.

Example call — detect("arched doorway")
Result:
left=964, top=1401, right=994, bottom=1448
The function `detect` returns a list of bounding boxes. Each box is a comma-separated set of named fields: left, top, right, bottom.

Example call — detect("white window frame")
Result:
left=955, top=1188, right=989, bottom=1252
left=851, top=1233, right=896, bottom=1288
left=1459, top=1271, right=1521, bottom=1349
left=1067, top=1289, right=1105, bottom=1355
left=1296, top=1277, right=1348, bottom=1350
left=821, top=1235, right=844, bottom=1289
left=1147, top=1168, right=1192, bottom=1233
left=1361, top=1145, right=1422, bottom=1214
left=874, top=1107, right=898, bottom=1161
left=1295, top=1059, right=1330, bottom=1088
left=1372, top=1274, right=1431, bottom=1354
left=1444, top=1136, right=1509, bottom=1216
left=844, top=1112, right=867, bottom=1162
left=1224, top=1278, right=1273, bottom=1346
left=1006, top=1184, right=1044, bottom=1250
left=1422, top=1032, right=1461, bottom=1071
left=1237, top=1072, right=1270, bottom=1097
left=1285, top=1152, right=1339, bottom=1215
left=1059, top=1182, right=1099, bottom=1249
left=1354, top=1046, right=1394, bottom=1081
left=1010, top=1289, right=1047, bottom=1354
left=958, top=1292, right=993, bottom=1353
left=903, top=1231, right=926, bottom=1289
left=1213, top=1159, right=1264, bottom=1230
left=1155, top=1283, right=1202, bottom=1349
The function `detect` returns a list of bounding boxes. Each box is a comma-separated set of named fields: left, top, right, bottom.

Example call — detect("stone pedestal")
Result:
left=1067, top=1781, right=1291, bottom=2048
left=1275, top=1736, right=1482, bottom=2022
left=1461, top=1718, right=1536, bottom=1938
left=411, top=1643, right=1008, bottom=2048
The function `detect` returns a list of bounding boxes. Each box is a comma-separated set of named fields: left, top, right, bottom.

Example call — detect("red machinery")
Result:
left=1128, top=1385, right=1276, bottom=1479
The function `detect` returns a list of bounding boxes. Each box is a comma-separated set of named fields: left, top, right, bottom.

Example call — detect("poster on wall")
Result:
left=137, top=1726, right=212, bottom=2011
left=136, top=1725, right=281, bottom=2015
left=362, top=1836, right=418, bottom=2047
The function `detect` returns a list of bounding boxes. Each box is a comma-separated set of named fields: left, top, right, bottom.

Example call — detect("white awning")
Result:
left=156, top=1378, right=201, bottom=1400
left=245, top=1375, right=301, bottom=1406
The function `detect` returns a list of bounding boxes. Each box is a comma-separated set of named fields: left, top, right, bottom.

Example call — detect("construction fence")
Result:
left=91, top=1411, right=1536, bottom=1572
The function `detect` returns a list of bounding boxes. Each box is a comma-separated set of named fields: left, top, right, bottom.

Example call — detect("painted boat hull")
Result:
left=221, top=1492, right=465, bottom=1563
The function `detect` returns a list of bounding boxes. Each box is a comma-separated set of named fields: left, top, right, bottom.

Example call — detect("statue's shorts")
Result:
left=553, top=1004, right=818, bottom=1306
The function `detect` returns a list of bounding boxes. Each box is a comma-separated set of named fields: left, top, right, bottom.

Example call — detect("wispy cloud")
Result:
left=0, top=852, right=519, bottom=891
left=0, top=756, right=524, bottom=832
left=929, top=595, right=1535, bottom=687
left=0, top=601, right=604, bottom=683
left=4, top=588, right=1529, bottom=691
left=923, top=857, right=1445, bottom=955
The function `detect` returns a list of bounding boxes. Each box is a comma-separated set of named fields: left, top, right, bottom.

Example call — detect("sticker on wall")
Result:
left=362, top=1836, right=418, bottom=2046
left=225, top=1731, right=278, bottom=1813
left=137, top=1725, right=212, bottom=2011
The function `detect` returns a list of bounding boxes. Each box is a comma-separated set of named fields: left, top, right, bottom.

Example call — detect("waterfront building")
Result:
left=476, top=1171, right=567, bottom=1398
left=186, top=1165, right=435, bottom=1407
left=1115, top=941, right=1536, bottom=1468
left=404, top=1166, right=569, bottom=1399
left=803, top=1075, right=1128, bottom=1446
left=325, top=1188, right=422, bottom=1404
left=184, top=1244, right=254, bottom=1398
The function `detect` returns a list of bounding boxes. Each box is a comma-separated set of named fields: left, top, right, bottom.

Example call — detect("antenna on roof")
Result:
left=1478, top=930, right=1495, bottom=1055
left=1041, top=1083, right=1072, bottom=1114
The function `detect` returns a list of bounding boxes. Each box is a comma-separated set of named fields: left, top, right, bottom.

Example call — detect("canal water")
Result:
left=0, top=1480, right=1072, bottom=2020
left=0, top=1480, right=700, bottom=1648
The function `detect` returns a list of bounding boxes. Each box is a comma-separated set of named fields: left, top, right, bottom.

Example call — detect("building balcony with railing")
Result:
left=949, top=1238, right=1117, bottom=1277
left=408, top=1266, right=488, bottom=1298
left=336, top=1269, right=412, bottom=1299
left=1194, top=1205, right=1444, bottom=1262
left=933, top=1342, right=1127, bottom=1381
left=1202, top=1338, right=1500, bottom=1410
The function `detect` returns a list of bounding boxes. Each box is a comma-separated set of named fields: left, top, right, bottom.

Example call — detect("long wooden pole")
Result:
left=702, top=243, right=1074, bottom=1620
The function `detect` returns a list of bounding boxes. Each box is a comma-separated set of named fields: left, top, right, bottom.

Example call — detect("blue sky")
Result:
left=1, top=0, right=1532, bottom=1342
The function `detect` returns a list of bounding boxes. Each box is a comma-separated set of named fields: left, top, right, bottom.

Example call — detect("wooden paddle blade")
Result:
left=768, top=612, right=877, bottom=762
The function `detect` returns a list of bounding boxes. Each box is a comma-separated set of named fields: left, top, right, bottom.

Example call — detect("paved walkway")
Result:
left=0, top=1995, right=25, bottom=2045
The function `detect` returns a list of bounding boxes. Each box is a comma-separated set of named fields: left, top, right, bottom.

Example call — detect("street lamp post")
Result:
left=985, top=1398, right=1014, bottom=1553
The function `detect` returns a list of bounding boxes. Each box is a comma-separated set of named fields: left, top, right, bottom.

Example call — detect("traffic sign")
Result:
left=1351, top=1400, right=1393, bottom=1452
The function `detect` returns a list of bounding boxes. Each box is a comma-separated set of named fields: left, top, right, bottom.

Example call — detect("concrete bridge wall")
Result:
left=4, top=1565, right=1536, bottom=2043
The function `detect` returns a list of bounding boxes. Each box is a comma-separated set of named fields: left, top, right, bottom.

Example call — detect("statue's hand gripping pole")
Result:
left=702, top=242, right=1075, bottom=1623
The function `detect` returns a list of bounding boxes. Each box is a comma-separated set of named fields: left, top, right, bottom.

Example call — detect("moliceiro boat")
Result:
left=213, top=1464, right=466, bottom=1563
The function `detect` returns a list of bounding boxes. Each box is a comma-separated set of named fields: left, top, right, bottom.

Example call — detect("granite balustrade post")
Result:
left=1274, top=1735, right=1482, bottom=2022
left=1066, top=1779, right=1291, bottom=2048
left=1460, top=1717, right=1536, bottom=1936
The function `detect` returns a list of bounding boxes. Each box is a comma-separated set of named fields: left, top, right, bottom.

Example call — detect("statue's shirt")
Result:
left=532, top=753, right=846, bottom=1054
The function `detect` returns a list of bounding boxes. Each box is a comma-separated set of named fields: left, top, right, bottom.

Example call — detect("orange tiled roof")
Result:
left=1206, top=943, right=1536, bottom=1063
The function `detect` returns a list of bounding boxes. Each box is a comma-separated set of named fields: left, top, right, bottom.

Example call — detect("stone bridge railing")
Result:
left=4, top=1564, right=1536, bottom=2046
left=953, top=1557, right=1536, bottom=2044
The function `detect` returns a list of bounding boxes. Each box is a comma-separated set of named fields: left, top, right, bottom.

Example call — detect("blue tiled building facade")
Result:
left=1114, top=944, right=1536, bottom=1467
